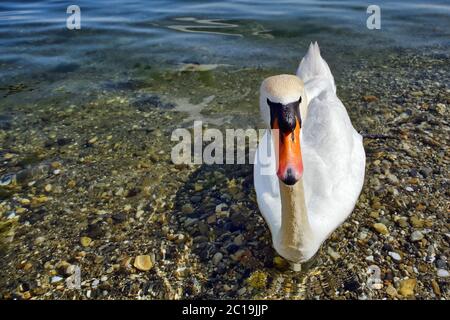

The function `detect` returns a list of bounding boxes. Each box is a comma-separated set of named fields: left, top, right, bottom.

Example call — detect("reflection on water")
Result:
left=168, top=17, right=243, bottom=37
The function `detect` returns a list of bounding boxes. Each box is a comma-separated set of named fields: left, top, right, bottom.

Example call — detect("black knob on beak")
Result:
left=280, top=168, right=299, bottom=186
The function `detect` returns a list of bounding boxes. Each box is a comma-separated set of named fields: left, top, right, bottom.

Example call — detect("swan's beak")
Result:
left=273, top=118, right=303, bottom=186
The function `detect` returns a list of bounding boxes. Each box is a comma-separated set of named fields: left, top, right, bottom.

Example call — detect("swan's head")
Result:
left=260, top=74, right=308, bottom=186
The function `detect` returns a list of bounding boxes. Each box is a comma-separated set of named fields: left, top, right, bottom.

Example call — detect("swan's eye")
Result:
left=267, top=98, right=302, bottom=132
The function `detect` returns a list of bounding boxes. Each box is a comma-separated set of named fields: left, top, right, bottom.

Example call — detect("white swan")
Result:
left=254, top=42, right=366, bottom=265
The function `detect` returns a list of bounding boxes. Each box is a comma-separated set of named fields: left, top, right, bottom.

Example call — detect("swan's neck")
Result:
left=277, top=178, right=314, bottom=262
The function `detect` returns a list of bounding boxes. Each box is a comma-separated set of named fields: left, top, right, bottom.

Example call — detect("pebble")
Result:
left=388, top=251, right=402, bottom=262
left=436, top=269, right=449, bottom=278
left=51, top=276, right=63, bottom=284
left=385, top=284, right=398, bottom=297
left=398, top=279, right=416, bottom=297
left=181, top=204, right=194, bottom=214
left=327, top=247, right=341, bottom=261
left=396, top=217, right=409, bottom=228
left=435, top=103, right=446, bottom=115
left=358, top=230, right=369, bottom=240
left=0, top=173, right=13, bottom=186
left=237, top=287, right=247, bottom=296
left=19, top=198, right=31, bottom=206
left=215, top=203, right=229, bottom=218
left=410, top=231, right=424, bottom=242
left=68, top=180, right=76, bottom=188
left=431, top=280, right=441, bottom=296
left=22, top=291, right=31, bottom=300
left=112, top=213, right=127, bottom=223
left=16, top=207, right=26, bottom=214
left=212, top=252, right=223, bottom=265
left=174, top=267, right=188, bottom=278
left=387, top=173, right=399, bottom=184
left=194, top=183, right=203, bottom=192
left=206, top=214, right=216, bottom=224
left=21, top=262, right=33, bottom=272
left=435, top=259, right=446, bottom=269
left=362, top=95, right=378, bottom=102
left=80, top=236, right=92, bottom=247
left=373, top=223, right=389, bottom=235
left=1, top=51, right=448, bottom=302
left=92, top=279, right=100, bottom=288
left=233, top=234, right=244, bottom=246
left=179, top=63, right=222, bottom=72
left=247, top=271, right=268, bottom=289
left=273, top=256, right=289, bottom=270
left=419, top=167, right=432, bottom=178
left=198, top=222, right=209, bottom=236
left=66, top=264, right=77, bottom=275
left=410, top=216, right=424, bottom=228
left=371, top=201, right=381, bottom=210
left=369, top=211, right=379, bottom=219
left=133, top=255, right=153, bottom=271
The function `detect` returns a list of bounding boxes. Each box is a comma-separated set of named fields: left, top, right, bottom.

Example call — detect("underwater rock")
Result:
left=50, top=63, right=80, bottom=73
left=178, top=63, right=223, bottom=72
left=80, top=236, right=92, bottom=247
left=0, top=115, right=12, bottom=130
left=0, top=173, right=14, bottom=186
left=411, top=231, right=424, bottom=242
left=212, top=252, right=223, bottom=265
left=437, top=269, right=449, bottom=278
left=246, top=271, right=268, bottom=290
left=133, top=255, right=153, bottom=271
left=103, top=79, right=146, bottom=91
left=388, top=251, right=401, bottom=262
left=373, top=223, right=389, bottom=235
left=398, top=279, right=416, bottom=297
left=132, top=95, right=175, bottom=111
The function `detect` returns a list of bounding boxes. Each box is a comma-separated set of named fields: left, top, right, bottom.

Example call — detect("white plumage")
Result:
left=254, top=42, right=366, bottom=263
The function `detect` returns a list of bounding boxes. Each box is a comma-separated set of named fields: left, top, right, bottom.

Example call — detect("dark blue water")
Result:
left=0, top=1, right=449, bottom=92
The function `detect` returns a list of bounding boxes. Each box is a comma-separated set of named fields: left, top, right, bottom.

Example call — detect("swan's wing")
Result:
left=254, top=129, right=281, bottom=236
left=296, top=42, right=336, bottom=102
left=297, top=42, right=365, bottom=241
left=302, top=91, right=365, bottom=241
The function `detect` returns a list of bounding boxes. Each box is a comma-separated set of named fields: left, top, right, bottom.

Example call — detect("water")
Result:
left=0, top=1, right=449, bottom=88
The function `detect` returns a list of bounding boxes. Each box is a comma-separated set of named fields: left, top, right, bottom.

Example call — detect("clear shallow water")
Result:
left=0, top=1, right=449, bottom=300
left=0, top=0, right=449, bottom=88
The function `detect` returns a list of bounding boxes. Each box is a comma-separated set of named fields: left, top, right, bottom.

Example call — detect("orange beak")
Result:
left=272, top=117, right=303, bottom=185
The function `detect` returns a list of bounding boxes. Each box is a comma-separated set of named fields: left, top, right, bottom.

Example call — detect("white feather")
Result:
left=254, top=42, right=365, bottom=261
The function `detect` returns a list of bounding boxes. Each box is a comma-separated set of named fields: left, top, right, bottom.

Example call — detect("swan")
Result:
left=254, top=42, right=366, bottom=267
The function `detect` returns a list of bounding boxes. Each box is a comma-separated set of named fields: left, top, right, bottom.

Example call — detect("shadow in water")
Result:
left=172, top=156, right=345, bottom=299
left=173, top=161, right=276, bottom=297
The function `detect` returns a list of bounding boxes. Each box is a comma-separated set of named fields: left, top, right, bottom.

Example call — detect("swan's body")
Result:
left=254, top=43, right=365, bottom=263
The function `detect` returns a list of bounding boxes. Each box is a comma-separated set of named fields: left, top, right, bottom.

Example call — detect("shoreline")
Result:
left=0, top=45, right=449, bottom=300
